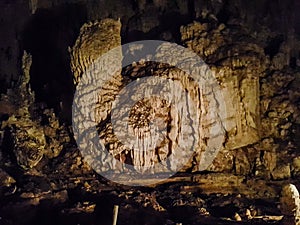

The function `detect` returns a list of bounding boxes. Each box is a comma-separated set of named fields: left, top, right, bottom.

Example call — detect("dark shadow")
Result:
left=264, top=35, right=284, bottom=59
left=21, top=4, right=87, bottom=123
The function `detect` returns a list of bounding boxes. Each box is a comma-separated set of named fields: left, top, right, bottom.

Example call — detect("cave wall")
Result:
left=2, top=0, right=300, bottom=92
left=181, top=21, right=300, bottom=179
left=0, top=1, right=30, bottom=92
left=0, top=0, right=300, bottom=183
left=68, top=17, right=300, bottom=180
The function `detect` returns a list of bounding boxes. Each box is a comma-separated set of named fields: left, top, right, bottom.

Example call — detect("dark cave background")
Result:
left=1, top=0, right=300, bottom=124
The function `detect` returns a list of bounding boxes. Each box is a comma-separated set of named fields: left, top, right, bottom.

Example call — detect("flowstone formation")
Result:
left=71, top=19, right=226, bottom=175
left=179, top=21, right=265, bottom=173
left=181, top=22, right=264, bottom=150
left=180, top=21, right=300, bottom=178
left=71, top=17, right=300, bottom=181
left=69, top=18, right=122, bottom=85
left=0, top=51, right=70, bottom=169
left=1, top=1, right=300, bottom=224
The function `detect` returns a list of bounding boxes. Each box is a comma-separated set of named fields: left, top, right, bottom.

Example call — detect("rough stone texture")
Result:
left=1, top=1, right=300, bottom=225
left=71, top=22, right=228, bottom=174
left=1, top=52, right=46, bottom=169
left=0, top=52, right=70, bottom=169
left=69, top=19, right=122, bottom=85
left=292, top=157, right=300, bottom=177
left=70, top=17, right=300, bottom=179
left=70, top=19, right=123, bottom=176
left=258, top=33, right=300, bottom=180
left=70, top=19, right=264, bottom=175
left=281, top=184, right=300, bottom=225
left=180, top=20, right=300, bottom=178
left=271, top=164, right=291, bottom=180
left=180, top=21, right=265, bottom=172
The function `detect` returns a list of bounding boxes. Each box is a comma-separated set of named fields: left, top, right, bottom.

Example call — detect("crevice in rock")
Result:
left=264, top=35, right=284, bottom=59
left=216, top=0, right=230, bottom=24
left=122, top=10, right=194, bottom=44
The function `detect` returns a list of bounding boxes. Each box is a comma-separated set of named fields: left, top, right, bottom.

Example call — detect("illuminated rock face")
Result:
left=70, top=19, right=266, bottom=174
left=69, top=19, right=122, bottom=86
left=180, top=22, right=268, bottom=172
left=281, top=184, right=300, bottom=225
left=181, top=21, right=264, bottom=151
left=69, top=17, right=300, bottom=179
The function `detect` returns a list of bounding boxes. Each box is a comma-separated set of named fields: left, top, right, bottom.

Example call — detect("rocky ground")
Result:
left=0, top=165, right=288, bottom=225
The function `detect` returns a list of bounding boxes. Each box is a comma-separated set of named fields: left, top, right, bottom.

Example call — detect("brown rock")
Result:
left=280, top=184, right=300, bottom=225
left=69, top=19, right=122, bottom=85
left=292, top=157, right=300, bottom=177
left=271, top=164, right=291, bottom=180
left=234, top=149, right=251, bottom=175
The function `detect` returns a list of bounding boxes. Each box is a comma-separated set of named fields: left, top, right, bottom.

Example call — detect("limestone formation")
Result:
left=69, top=19, right=122, bottom=85
left=180, top=21, right=266, bottom=172
left=0, top=52, right=46, bottom=169
left=70, top=18, right=300, bottom=177
left=1, top=1, right=300, bottom=224
left=271, top=164, right=291, bottom=180
left=181, top=21, right=300, bottom=176
left=281, top=184, right=300, bottom=225
left=0, top=52, right=69, bottom=169
left=292, top=157, right=300, bottom=177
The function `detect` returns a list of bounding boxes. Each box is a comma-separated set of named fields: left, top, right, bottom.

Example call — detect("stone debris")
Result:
left=234, top=212, right=242, bottom=221
left=281, top=184, right=300, bottom=225
left=0, top=51, right=70, bottom=169
left=271, top=164, right=291, bottom=180
left=62, top=201, right=96, bottom=214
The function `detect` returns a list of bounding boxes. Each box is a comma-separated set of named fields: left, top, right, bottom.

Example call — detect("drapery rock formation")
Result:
left=69, top=19, right=122, bottom=85
left=70, top=19, right=224, bottom=174
left=180, top=21, right=265, bottom=171
left=69, top=15, right=300, bottom=182
left=0, top=6, right=298, bottom=184
left=1, top=1, right=300, bottom=224
left=70, top=19, right=266, bottom=175
left=180, top=21, right=300, bottom=177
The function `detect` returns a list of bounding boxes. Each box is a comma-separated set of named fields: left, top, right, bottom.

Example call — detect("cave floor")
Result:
left=0, top=185, right=283, bottom=225
left=0, top=164, right=286, bottom=225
